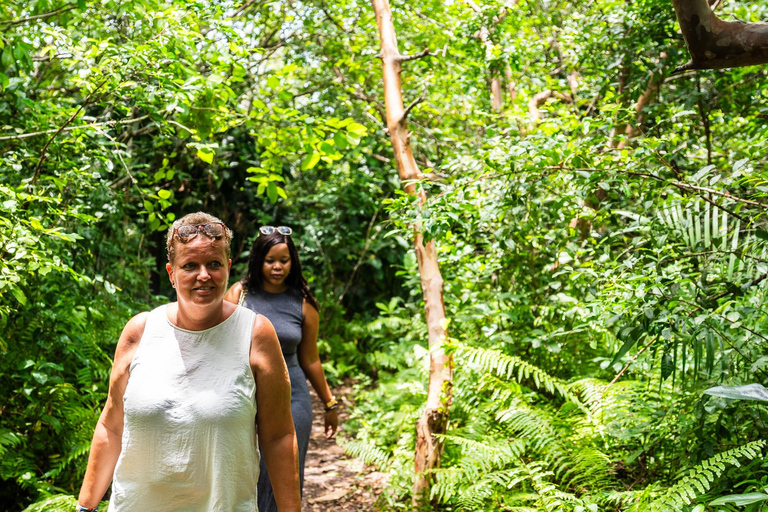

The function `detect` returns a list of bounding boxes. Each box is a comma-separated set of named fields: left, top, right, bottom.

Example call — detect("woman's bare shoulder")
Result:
left=224, top=281, right=244, bottom=304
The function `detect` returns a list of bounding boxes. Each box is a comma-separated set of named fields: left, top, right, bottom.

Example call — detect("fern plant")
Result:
left=658, top=197, right=766, bottom=284
left=22, top=495, right=109, bottom=512
left=453, top=343, right=585, bottom=410
left=639, top=440, right=766, bottom=511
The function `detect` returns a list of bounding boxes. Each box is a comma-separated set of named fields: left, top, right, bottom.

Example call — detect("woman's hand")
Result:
left=324, top=408, right=339, bottom=439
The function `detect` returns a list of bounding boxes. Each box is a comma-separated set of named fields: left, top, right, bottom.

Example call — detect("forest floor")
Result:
left=302, top=386, right=389, bottom=511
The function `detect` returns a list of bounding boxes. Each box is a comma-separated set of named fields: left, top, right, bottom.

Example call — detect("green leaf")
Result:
left=0, top=72, right=8, bottom=91
left=755, top=229, right=768, bottom=242
left=197, top=148, right=214, bottom=164
left=267, top=182, right=278, bottom=203
left=31, top=371, right=48, bottom=385
left=661, top=349, right=674, bottom=380
left=334, top=131, right=348, bottom=150
left=1, top=48, right=14, bottom=69
left=346, top=122, right=367, bottom=136
left=611, top=336, right=638, bottom=366
left=300, top=151, right=320, bottom=170
left=709, top=493, right=768, bottom=506
left=704, top=384, right=768, bottom=402
left=11, top=286, right=26, bottom=306
left=158, top=189, right=172, bottom=200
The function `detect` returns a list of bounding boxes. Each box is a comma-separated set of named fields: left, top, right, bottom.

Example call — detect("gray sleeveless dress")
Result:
left=243, top=287, right=312, bottom=512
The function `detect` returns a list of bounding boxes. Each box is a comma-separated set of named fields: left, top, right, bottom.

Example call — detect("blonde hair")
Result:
left=166, top=212, right=233, bottom=263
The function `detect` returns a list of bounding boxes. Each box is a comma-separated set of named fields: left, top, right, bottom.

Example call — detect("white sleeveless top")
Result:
left=109, top=304, right=260, bottom=511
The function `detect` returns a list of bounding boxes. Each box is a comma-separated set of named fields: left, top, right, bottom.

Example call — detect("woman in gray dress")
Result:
left=225, top=226, right=338, bottom=512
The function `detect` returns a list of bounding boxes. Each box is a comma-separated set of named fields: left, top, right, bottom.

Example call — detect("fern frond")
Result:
left=340, top=440, right=393, bottom=469
left=520, top=460, right=582, bottom=512
left=0, top=429, right=23, bottom=457
left=455, top=344, right=584, bottom=408
left=650, top=439, right=766, bottom=511
left=22, top=495, right=109, bottom=512
left=439, top=434, right=526, bottom=472
left=498, top=402, right=616, bottom=492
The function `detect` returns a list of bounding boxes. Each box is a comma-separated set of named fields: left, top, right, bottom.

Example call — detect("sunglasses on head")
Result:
left=173, top=222, right=227, bottom=242
left=259, top=226, right=292, bottom=236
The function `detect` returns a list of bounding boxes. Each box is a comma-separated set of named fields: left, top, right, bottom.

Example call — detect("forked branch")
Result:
left=672, top=0, right=768, bottom=72
left=399, top=48, right=435, bottom=62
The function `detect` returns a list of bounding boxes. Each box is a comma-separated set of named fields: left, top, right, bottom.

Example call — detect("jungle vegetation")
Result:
left=1, top=0, right=768, bottom=511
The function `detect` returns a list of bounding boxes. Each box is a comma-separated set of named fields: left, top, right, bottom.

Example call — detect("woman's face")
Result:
left=166, top=237, right=231, bottom=307
left=261, top=243, right=292, bottom=291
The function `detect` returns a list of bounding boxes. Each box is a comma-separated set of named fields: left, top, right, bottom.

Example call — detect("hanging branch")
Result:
left=337, top=198, right=388, bottom=303
left=0, top=5, right=76, bottom=29
left=0, top=115, right=150, bottom=141
left=30, top=78, right=110, bottom=186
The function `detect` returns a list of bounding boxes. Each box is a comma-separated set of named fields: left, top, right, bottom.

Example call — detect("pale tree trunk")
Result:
left=467, top=0, right=512, bottom=111
left=490, top=76, right=503, bottom=111
left=616, top=71, right=662, bottom=149
left=672, top=0, right=768, bottom=72
left=371, top=0, right=453, bottom=505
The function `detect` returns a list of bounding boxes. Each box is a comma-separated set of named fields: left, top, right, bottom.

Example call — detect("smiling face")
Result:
left=261, top=243, right=292, bottom=293
left=166, top=237, right=231, bottom=307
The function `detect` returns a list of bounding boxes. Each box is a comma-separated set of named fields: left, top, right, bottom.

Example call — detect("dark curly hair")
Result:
left=241, top=231, right=319, bottom=312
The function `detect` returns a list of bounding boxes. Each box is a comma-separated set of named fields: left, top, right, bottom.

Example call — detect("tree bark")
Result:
left=617, top=71, right=663, bottom=148
left=528, top=90, right=552, bottom=124
left=672, top=0, right=768, bottom=72
left=371, top=0, right=453, bottom=505
left=467, top=0, right=507, bottom=111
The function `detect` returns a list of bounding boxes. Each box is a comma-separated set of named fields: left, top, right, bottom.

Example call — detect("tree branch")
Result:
left=0, top=115, right=150, bottom=141
left=233, top=0, right=257, bottom=17
left=671, top=181, right=768, bottom=209
left=672, top=0, right=768, bottom=73
left=608, top=335, right=659, bottom=387
left=528, top=90, right=552, bottom=123
left=0, top=5, right=76, bottom=28
left=403, top=89, right=426, bottom=120
left=399, top=48, right=434, bottom=62
left=30, top=78, right=110, bottom=186
left=338, top=199, right=387, bottom=302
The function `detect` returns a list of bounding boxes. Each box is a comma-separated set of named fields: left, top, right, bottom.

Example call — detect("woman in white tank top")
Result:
left=76, top=212, right=301, bottom=512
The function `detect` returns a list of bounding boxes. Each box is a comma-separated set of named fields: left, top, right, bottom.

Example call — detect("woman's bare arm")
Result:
left=251, top=314, right=301, bottom=511
left=297, top=302, right=338, bottom=438
left=77, top=312, right=147, bottom=508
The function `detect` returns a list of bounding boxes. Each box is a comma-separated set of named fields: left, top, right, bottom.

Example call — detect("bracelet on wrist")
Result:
left=76, top=504, right=99, bottom=512
left=324, top=397, right=338, bottom=412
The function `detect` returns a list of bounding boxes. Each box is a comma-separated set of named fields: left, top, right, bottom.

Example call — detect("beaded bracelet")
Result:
left=76, top=504, right=98, bottom=512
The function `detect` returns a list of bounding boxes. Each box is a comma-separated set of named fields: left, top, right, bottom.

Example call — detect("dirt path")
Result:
left=302, top=387, right=388, bottom=511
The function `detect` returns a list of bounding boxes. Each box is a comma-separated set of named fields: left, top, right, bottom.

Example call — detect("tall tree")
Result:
left=370, top=0, right=453, bottom=504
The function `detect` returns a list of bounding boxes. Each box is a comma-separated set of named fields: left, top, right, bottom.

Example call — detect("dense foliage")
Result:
left=2, top=0, right=767, bottom=511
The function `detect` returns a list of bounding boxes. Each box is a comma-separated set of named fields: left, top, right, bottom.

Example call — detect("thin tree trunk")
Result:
left=672, top=0, right=768, bottom=72
left=491, top=76, right=503, bottom=111
left=467, top=0, right=506, bottom=111
left=370, top=0, right=453, bottom=505
left=617, top=71, right=663, bottom=148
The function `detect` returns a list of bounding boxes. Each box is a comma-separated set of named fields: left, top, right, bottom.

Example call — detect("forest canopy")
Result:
left=1, top=0, right=768, bottom=511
